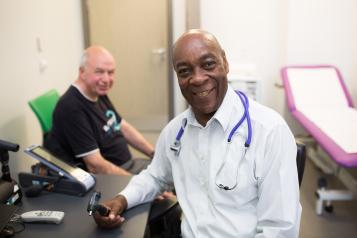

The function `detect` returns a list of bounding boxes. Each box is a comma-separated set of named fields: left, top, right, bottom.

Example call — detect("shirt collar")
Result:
left=72, top=83, right=98, bottom=102
left=186, top=106, right=198, bottom=127
left=213, top=85, right=241, bottom=132
left=185, top=85, right=244, bottom=132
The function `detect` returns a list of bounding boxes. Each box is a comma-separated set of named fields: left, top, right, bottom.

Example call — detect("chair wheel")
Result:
left=324, top=204, right=334, bottom=213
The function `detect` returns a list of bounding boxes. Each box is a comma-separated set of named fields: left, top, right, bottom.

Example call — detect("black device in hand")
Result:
left=87, top=191, right=110, bottom=216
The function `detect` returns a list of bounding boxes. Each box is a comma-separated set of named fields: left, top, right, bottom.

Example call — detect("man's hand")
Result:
left=155, top=191, right=177, bottom=201
left=93, top=194, right=128, bottom=229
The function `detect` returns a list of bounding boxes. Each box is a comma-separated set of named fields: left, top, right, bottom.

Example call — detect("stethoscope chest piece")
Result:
left=170, top=140, right=181, bottom=156
left=170, top=118, right=187, bottom=157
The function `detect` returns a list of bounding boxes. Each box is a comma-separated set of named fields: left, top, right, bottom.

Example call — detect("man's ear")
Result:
left=79, top=66, right=85, bottom=80
left=222, top=50, right=229, bottom=74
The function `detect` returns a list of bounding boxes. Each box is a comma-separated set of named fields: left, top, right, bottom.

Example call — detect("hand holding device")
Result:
left=91, top=194, right=128, bottom=229
left=21, top=210, right=65, bottom=224
left=87, top=191, right=110, bottom=216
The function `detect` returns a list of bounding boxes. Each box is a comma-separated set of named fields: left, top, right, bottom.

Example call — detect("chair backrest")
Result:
left=28, top=89, right=60, bottom=136
left=296, top=141, right=306, bottom=187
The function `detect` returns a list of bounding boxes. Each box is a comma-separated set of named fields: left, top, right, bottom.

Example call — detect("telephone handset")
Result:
left=21, top=145, right=96, bottom=196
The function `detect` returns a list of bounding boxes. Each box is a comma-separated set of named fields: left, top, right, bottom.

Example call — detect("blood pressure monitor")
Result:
left=22, top=145, right=95, bottom=195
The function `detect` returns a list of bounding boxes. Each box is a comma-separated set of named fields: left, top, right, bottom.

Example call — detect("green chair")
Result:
left=28, top=89, right=60, bottom=141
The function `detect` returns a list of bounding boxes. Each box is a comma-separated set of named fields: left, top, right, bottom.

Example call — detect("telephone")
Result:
left=19, top=145, right=95, bottom=196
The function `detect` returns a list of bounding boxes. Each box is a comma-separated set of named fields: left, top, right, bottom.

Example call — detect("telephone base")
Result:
left=18, top=172, right=92, bottom=197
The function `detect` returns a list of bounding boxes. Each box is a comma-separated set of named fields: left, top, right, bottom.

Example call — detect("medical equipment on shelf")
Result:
left=170, top=91, right=252, bottom=191
left=281, top=65, right=357, bottom=215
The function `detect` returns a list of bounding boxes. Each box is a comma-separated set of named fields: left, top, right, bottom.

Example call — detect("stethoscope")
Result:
left=170, top=91, right=252, bottom=191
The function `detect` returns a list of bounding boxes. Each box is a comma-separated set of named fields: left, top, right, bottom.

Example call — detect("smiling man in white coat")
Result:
left=93, top=29, right=301, bottom=238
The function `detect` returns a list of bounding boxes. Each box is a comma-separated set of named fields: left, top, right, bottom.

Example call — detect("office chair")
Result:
left=296, top=141, right=306, bottom=187
left=28, top=89, right=60, bottom=142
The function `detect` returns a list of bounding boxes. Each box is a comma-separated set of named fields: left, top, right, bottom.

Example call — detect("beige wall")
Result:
left=0, top=0, right=84, bottom=172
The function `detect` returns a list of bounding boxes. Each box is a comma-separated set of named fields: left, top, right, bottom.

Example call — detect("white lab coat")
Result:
left=121, top=86, right=301, bottom=237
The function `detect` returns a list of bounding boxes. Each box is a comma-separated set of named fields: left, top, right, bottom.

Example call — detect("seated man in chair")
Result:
left=44, top=46, right=155, bottom=175
left=45, top=46, right=180, bottom=237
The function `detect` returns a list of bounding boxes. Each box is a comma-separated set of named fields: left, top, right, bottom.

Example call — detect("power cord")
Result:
left=0, top=213, right=25, bottom=237
left=9, top=213, right=25, bottom=233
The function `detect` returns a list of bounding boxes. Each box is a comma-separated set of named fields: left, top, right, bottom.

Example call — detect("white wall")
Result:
left=200, top=0, right=357, bottom=134
left=0, top=0, right=84, bottom=172
left=201, top=0, right=288, bottom=106
left=285, top=0, right=357, bottom=99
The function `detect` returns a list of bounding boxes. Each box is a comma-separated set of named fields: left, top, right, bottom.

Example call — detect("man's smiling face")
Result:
left=173, top=31, right=229, bottom=125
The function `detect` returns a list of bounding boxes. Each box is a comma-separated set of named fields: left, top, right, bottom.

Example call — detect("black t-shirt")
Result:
left=44, top=86, right=132, bottom=167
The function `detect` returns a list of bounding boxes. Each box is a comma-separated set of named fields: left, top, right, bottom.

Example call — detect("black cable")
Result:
left=7, top=213, right=26, bottom=234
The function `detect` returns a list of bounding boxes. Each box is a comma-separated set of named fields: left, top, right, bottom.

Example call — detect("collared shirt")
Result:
left=121, top=86, right=301, bottom=238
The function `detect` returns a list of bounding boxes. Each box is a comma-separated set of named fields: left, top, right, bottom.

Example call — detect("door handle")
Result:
left=151, top=48, right=166, bottom=61
left=152, top=48, right=166, bottom=55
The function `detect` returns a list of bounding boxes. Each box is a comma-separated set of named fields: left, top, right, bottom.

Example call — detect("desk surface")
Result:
left=16, top=175, right=150, bottom=238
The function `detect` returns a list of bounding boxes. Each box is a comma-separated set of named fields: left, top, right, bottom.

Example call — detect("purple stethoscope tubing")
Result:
left=228, top=91, right=252, bottom=147
left=171, top=90, right=252, bottom=155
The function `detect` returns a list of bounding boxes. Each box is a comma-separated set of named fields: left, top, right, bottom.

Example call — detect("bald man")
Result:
left=93, top=30, right=301, bottom=237
left=44, top=46, right=155, bottom=175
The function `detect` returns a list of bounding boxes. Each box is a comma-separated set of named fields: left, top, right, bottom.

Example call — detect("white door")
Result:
left=86, top=0, right=169, bottom=135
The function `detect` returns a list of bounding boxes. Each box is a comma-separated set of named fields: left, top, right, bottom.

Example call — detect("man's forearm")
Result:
left=107, top=162, right=131, bottom=176
left=131, top=140, right=154, bottom=158
left=113, top=194, right=128, bottom=213
left=121, top=120, right=154, bottom=157
left=86, top=157, right=131, bottom=176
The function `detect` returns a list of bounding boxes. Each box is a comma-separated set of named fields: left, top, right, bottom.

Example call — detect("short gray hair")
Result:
left=79, top=50, right=89, bottom=68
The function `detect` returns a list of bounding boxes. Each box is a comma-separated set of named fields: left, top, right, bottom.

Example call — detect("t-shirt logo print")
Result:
left=103, top=110, right=121, bottom=134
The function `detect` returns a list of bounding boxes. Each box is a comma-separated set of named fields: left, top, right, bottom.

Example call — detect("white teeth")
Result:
left=197, top=90, right=209, bottom=97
